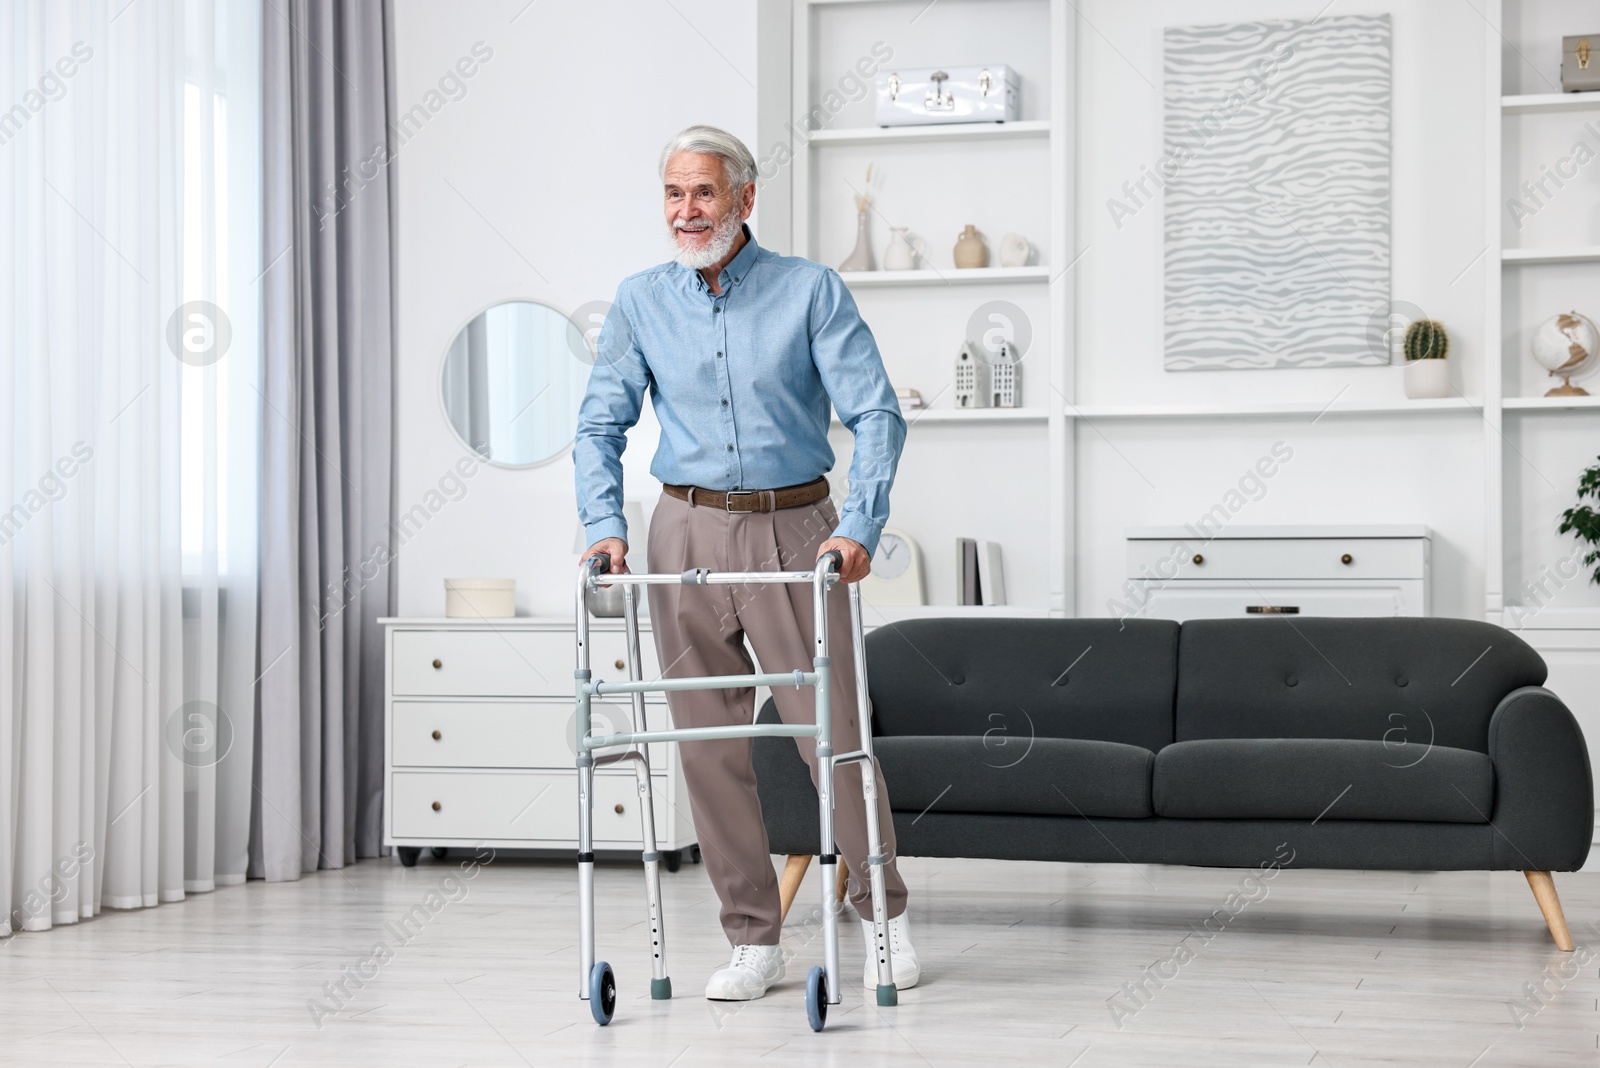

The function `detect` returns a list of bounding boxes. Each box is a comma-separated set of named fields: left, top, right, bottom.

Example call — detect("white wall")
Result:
left=391, top=0, right=1580, bottom=626
left=1073, top=0, right=1491, bottom=620
left=391, top=0, right=757, bottom=618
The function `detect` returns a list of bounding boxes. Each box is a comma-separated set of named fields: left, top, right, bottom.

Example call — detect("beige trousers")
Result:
left=645, top=489, right=908, bottom=947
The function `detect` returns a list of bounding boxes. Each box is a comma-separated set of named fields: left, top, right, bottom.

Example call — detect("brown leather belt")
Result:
left=663, top=475, right=829, bottom=513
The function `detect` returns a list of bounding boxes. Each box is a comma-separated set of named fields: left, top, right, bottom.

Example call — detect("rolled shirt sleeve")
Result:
left=808, top=267, right=906, bottom=556
left=573, top=294, right=650, bottom=547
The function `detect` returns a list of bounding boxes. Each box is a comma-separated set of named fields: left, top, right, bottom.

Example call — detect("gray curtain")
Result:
left=252, top=0, right=396, bottom=880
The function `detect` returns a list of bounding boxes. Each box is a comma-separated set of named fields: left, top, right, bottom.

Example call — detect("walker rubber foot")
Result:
left=876, top=983, right=898, bottom=1007
left=651, top=977, right=672, bottom=1000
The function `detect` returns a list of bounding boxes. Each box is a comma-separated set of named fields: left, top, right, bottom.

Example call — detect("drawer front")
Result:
left=391, top=628, right=660, bottom=698
left=1127, top=538, right=1427, bottom=581
left=391, top=770, right=666, bottom=844
left=1126, top=580, right=1424, bottom=622
left=392, top=700, right=670, bottom=770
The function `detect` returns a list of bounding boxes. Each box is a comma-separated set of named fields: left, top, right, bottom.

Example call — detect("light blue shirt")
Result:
left=574, top=223, right=906, bottom=556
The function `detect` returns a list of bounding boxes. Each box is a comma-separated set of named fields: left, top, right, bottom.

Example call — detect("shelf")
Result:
left=1063, top=397, right=1483, bottom=420
left=1503, top=395, right=1600, bottom=411
left=839, top=266, right=1050, bottom=287
left=1502, top=247, right=1600, bottom=265
left=1502, top=92, right=1600, bottom=115
left=806, top=120, right=1051, bottom=147
left=832, top=407, right=1050, bottom=427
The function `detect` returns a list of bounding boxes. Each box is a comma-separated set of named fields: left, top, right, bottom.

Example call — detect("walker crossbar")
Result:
left=583, top=723, right=820, bottom=750
left=589, top=671, right=819, bottom=696
left=573, top=548, right=898, bottom=1030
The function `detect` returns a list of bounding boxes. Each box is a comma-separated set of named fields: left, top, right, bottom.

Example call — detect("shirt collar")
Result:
left=685, top=221, right=759, bottom=292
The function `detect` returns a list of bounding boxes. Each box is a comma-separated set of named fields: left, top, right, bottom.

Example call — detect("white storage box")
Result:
left=875, top=64, right=1020, bottom=127
left=444, top=578, right=515, bottom=619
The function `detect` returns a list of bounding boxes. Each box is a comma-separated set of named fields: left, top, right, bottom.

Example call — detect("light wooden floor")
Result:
left=2, top=852, right=1598, bottom=1066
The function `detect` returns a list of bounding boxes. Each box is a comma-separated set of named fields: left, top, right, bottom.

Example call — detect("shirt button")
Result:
left=714, top=307, right=721, bottom=314
left=716, top=351, right=723, bottom=358
left=721, top=399, right=728, bottom=406
left=726, top=444, right=734, bottom=452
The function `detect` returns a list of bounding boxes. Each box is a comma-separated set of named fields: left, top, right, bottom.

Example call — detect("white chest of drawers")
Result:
left=381, top=618, right=697, bottom=867
left=1121, top=525, right=1431, bottom=622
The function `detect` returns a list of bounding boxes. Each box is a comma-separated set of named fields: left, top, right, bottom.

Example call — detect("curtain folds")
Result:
left=1, top=0, right=262, bottom=935
left=252, top=0, right=396, bottom=881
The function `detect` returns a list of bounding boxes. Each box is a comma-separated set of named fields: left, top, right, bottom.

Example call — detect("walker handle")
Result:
left=818, top=549, right=843, bottom=575
left=584, top=551, right=612, bottom=575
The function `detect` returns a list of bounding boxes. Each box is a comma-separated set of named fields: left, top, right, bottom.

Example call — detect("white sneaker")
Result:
left=705, top=944, right=785, bottom=1001
left=860, top=913, right=921, bottom=990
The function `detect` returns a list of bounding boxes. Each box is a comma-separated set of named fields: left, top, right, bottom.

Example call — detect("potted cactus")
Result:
left=1402, top=319, right=1451, bottom=399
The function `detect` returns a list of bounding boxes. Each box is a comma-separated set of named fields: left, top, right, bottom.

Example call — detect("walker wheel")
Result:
left=589, top=961, right=617, bottom=1026
left=805, top=965, right=828, bottom=1032
left=663, top=849, right=682, bottom=873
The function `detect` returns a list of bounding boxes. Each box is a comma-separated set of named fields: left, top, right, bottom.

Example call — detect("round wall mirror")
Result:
left=439, top=300, right=588, bottom=468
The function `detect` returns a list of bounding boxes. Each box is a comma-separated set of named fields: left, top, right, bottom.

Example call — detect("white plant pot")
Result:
left=1403, top=359, right=1451, bottom=400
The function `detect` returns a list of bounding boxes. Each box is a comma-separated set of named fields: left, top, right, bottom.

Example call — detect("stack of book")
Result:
left=955, top=538, right=1006, bottom=605
left=896, top=388, right=924, bottom=414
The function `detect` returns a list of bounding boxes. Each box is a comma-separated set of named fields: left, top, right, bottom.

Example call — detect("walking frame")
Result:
left=573, top=550, right=896, bottom=1032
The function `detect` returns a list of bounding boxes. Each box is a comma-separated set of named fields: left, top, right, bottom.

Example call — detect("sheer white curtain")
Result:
left=0, top=0, right=260, bottom=935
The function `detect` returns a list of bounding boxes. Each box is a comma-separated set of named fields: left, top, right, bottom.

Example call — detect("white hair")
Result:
left=658, top=124, right=757, bottom=204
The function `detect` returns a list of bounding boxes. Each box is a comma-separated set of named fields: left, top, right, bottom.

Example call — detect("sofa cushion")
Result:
left=1175, top=618, right=1546, bottom=753
left=866, top=619, right=1179, bottom=752
left=1152, top=738, right=1494, bottom=822
left=875, top=736, right=1154, bottom=819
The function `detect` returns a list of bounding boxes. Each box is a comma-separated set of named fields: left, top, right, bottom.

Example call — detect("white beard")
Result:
left=670, top=207, right=744, bottom=270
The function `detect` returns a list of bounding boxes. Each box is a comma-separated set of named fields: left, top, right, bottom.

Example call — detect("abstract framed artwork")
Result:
left=1162, top=15, right=1392, bottom=371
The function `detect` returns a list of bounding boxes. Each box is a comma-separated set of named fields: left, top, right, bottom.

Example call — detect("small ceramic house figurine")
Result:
left=954, top=342, right=991, bottom=409
left=990, top=340, right=1020, bottom=407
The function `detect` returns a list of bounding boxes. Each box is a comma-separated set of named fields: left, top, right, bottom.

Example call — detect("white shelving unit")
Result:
left=1487, top=1, right=1600, bottom=630
left=762, top=0, right=1073, bottom=613
left=806, top=118, right=1051, bottom=145
left=1067, top=398, right=1484, bottom=420
left=1501, top=91, right=1600, bottom=114
left=1501, top=246, right=1600, bottom=265
left=838, top=265, right=1051, bottom=287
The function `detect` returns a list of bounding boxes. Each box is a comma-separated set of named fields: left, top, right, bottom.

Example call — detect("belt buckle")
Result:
left=724, top=489, right=758, bottom=513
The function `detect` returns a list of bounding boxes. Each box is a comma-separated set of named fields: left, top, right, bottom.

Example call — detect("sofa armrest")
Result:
left=751, top=698, right=822, bottom=855
left=1488, top=686, right=1594, bottom=871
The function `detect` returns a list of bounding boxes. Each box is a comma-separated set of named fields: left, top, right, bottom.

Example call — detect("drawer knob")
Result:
left=1192, top=554, right=1204, bottom=565
left=614, top=803, right=625, bottom=815
left=431, top=730, right=442, bottom=741
left=432, top=659, right=443, bottom=670
left=615, top=659, right=626, bottom=670
left=431, top=801, right=442, bottom=811
left=1340, top=553, right=1353, bottom=565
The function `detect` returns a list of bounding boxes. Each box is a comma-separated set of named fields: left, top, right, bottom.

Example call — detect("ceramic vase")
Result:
left=839, top=209, right=874, bottom=271
left=953, top=224, right=988, bottom=268
left=884, top=227, right=924, bottom=271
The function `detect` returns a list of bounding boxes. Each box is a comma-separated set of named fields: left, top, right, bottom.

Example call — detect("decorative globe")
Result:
left=1531, top=311, right=1599, bottom=397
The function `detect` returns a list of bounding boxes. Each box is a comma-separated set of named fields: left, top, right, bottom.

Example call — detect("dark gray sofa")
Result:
left=754, top=617, right=1592, bottom=948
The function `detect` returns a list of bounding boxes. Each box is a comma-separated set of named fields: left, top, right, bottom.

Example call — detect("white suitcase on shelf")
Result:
left=875, top=64, right=1020, bottom=126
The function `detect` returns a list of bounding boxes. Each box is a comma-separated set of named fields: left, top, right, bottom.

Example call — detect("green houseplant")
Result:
left=1402, top=319, right=1451, bottom=400
left=1558, top=458, right=1600, bottom=585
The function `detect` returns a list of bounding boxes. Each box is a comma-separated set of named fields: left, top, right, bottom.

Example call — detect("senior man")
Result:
left=574, top=124, right=919, bottom=1001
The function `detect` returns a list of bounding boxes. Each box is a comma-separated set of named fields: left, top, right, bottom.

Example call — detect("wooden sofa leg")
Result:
left=1525, top=870, right=1575, bottom=951
left=778, top=854, right=811, bottom=925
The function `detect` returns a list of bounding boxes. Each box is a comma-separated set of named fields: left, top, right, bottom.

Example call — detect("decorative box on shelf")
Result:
left=381, top=617, right=697, bottom=868
left=1122, top=525, right=1431, bottom=622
